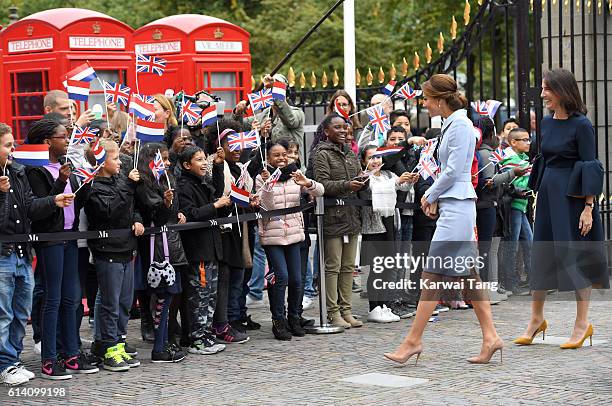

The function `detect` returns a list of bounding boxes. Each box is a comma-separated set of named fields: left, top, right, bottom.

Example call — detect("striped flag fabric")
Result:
left=136, top=118, right=165, bottom=143
left=261, top=167, right=282, bottom=192
left=103, top=81, right=131, bottom=106
left=136, top=54, right=166, bottom=76
left=471, top=100, right=489, bottom=116
left=372, top=146, right=403, bottom=158
left=201, top=105, right=218, bottom=126
left=396, top=83, right=422, bottom=100
left=227, top=130, right=260, bottom=152
left=248, top=88, right=274, bottom=111
left=91, top=138, right=106, bottom=165
left=66, top=62, right=97, bottom=82
left=488, top=147, right=506, bottom=164
left=382, top=80, right=396, bottom=96
left=334, top=98, right=350, bottom=120
left=230, top=183, right=251, bottom=207
left=181, top=100, right=202, bottom=125
left=74, top=166, right=100, bottom=185
left=416, top=156, right=440, bottom=181
left=485, top=100, right=503, bottom=118
left=13, top=144, right=50, bottom=167
left=271, top=81, right=287, bottom=101
left=129, top=94, right=156, bottom=120
left=70, top=126, right=98, bottom=146
left=66, top=80, right=90, bottom=102
left=148, top=149, right=166, bottom=181
left=367, top=104, right=391, bottom=135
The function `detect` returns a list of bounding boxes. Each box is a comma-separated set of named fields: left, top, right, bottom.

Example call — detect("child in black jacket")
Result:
left=178, top=145, right=231, bottom=354
left=82, top=139, right=144, bottom=372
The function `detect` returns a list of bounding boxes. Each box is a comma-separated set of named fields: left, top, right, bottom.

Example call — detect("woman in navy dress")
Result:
left=514, top=69, right=608, bottom=349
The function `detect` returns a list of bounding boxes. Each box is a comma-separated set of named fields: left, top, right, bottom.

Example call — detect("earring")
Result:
left=437, top=101, right=441, bottom=108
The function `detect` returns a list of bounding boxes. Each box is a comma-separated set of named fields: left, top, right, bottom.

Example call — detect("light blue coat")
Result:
left=424, top=109, right=477, bottom=204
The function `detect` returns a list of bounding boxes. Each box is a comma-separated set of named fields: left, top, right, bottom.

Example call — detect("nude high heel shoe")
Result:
left=383, top=345, right=423, bottom=366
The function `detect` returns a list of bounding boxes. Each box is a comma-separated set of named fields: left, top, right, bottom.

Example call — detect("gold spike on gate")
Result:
left=542, top=0, right=546, bottom=11
left=299, top=72, right=306, bottom=89
left=310, top=71, right=317, bottom=88
left=464, top=0, right=471, bottom=26
left=425, top=43, right=433, bottom=64
left=530, top=0, right=534, bottom=13
left=401, top=57, right=408, bottom=77
left=587, top=0, right=592, bottom=13
left=552, top=0, right=557, bottom=5
left=451, top=16, right=458, bottom=40
left=333, top=70, right=340, bottom=87
left=413, top=52, right=420, bottom=71
left=609, top=0, right=612, bottom=14
left=356, top=68, right=362, bottom=87
left=322, top=71, right=328, bottom=88
left=366, top=68, right=374, bottom=86
left=378, top=67, right=385, bottom=84
left=478, top=0, right=483, bottom=5
left=251, top=75, right=255, bottom=91
left=598, top=0, right=603, bottom=14
left=287, top=67, right=296, bottom=87
left=389, top=63, right=397, bottom=80
left=438, top=32, right=445, bottom=54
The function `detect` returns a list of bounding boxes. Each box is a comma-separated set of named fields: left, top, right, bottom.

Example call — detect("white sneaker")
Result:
left=14, top=362, right=35, bottom=380
left=367, top=306, right=393, bottom=323
left=245, top=295, right=265, bottom=309
left=34, top=341, right=41, bottom=354
left=382, top=305, right=401, bottom=322
left=302, top=296, right=315, bottom=311
left=0, top=365, right=29, bottom=386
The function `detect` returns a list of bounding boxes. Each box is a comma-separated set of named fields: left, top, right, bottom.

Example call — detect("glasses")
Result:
left=515, top=138, right=531, bottom=142
left=336, top=102, right=350, bottom=108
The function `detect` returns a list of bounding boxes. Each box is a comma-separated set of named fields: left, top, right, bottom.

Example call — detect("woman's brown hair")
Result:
left=327, top=89, right=362, bottom=129
left=543, top=69, right=587, bottom=115
left=421, top=74, right=468, bottom=111
left=153, top=94, right=178, bottom=127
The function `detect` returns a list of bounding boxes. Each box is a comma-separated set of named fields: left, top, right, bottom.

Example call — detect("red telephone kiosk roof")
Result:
left=141, top=14, right=249, bottom=36
left=20, top=8, right=130, bottom=31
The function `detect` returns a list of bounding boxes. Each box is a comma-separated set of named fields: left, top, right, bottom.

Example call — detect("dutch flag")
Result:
left=129, top=94, right=156, bottom=120
left=230, top=183, right=251, bottom=207
left=272, top=81, right=287, bottom=101
left=66, top=62, right=98, bottom=83
left=12, top=144, right=50, bottom=167
left=201, top=105, right=218, bottom=126
left=382, top=80, right=396, bottom=96
left=91, top=138, right=106, bottom=165
left=136, top=119, right=165, bottom=143
left=66, top=80, right=90, bottom=102
left=372, top=146, right=404, bottom=157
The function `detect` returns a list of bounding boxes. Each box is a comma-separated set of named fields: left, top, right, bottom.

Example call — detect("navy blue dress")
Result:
left=531, top=114, right=609, bottom=291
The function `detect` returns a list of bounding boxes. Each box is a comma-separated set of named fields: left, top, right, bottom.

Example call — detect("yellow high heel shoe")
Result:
left=513, top=320, right=548, bottom=345
left=560, top=324, right=593, bottom=349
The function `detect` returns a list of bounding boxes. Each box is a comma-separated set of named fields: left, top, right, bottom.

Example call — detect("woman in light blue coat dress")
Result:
left=384, top=74, right=503, bottom=365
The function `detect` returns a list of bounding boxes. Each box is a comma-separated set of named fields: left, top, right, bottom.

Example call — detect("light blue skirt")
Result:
left=425, top=198, right=478, bottom=277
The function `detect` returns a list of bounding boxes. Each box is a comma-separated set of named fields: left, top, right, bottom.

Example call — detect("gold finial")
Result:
left=366, top=68, right=374, bottom=86
left=310, top=71, right=317, bottom=88
left=401, top=57, right=408, bottom=76
left=451, top=16, right=457, bottom=40
left=609, top=0, right=612, bottom=14
left=251, top=76, right=255, bottom=91
left=389, top=63, right=397, bottom=80
left=356, top=68, right=362, bottom=87
left=438, top=32, right=445, bottom=54
left=287, top=67, right=296, bottom=87
left=587, top=0, right=592, bottom=13
left=425, top=43, right=433, bottom=64
left=530, top=0, right=533, bottom=12
left=478, top=0, right=483, bottom=4
left=377, top=67, right=385, bottom=84
left=322, top=70, right=328, bottom=88
left=576, top=0, right=580, bottom=8
left=299, top=72, right=306, bottom=89
left=553, top=0, right=557, bottom=5
left=464, top=0, right=471, bottom=26
left=333, top=70, right=340, bottom=87
left=563, top=0, right=568, bottom=13
left=598, top=0, right=602, bottom=14
left=542, top=0, right=546, bottom=11
left=413, top=52, right=420, bottom=71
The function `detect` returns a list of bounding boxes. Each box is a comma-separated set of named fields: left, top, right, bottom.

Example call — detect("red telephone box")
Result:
left=1, top=8, right=134, bottom=140
left=133, top=14, right=252, bottom=112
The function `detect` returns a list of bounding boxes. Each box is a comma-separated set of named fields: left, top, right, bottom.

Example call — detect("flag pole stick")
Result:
left=97, top=77, right=112, bottom=131
left=2, top=158, right=8, bottom=176
left=234, top=204, right=242, bottom=238
left=180, top=92, right=185, bottom=136
left=216, top=119, right=221, bottom=149
left=473, top=161, right=494, bottom=177
left=135, top=55, right=140, bottom=95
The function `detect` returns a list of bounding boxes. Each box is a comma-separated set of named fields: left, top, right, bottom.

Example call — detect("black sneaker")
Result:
left=167, top=343, right=188, bottom=362
left=241, top=315, right=261, bottom=330
left=229, top=320, right=247, bottom=334
left=287, top=316, right=306, bottom=337
left=151, top=348, right=174, bottom=363
left=102, top=345, right=130, bottom=372
left=41, top=360, right=72, bottom=380
left=213, top=323, right=250, bottom=344
left=272, top=319, right=292, bottom=341
left=117, top=343, right=140, bottom=368
left=64, top=353, right=99, bottom=374
left=119, top=340, right=138, bottom=356
left=299, top=316, right=315, bottom=327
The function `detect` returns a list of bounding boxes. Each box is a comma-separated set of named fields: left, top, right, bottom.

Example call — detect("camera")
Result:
left=173, top=90, right=225, bottom=131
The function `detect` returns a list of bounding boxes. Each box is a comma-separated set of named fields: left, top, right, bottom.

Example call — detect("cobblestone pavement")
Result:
left=3, top=290, right=612, bottom=405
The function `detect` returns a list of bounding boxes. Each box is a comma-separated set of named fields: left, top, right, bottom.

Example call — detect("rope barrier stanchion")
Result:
left=304, top=196, right=344, bottom=335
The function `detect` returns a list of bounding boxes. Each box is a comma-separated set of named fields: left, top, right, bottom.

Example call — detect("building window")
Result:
left=201, top=70, right=244, bottom=112
left=10, top=70, right=49, bottom=141
left=86, top=69, right=127, bottom=113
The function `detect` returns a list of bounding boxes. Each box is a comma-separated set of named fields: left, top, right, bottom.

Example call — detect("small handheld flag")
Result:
left=70, top=126, right=99, bottom=146
left=227, top=130, right=260, bottom=152
left=129, top=94, right=156, bottom=120
left=91, top=138, right=107, bottom=165
left=136, top=54, right=166, bottom=76
left=136, top=118, right=165, bottom=143
left=485, top=100, right=502, bottom=118
left=367, top=105, right=391, bottom=135
left=262, top=167, right=282, bottom=192
left=74, top=166, right=100, bottom=185
left=396, top=83, right=422, bottom=100
left=13, top=144, right=50, bottom=167
left=271, top=81, right=287, bottom=101
left=103, top=81, right=131, bottom=106
left=201, top=105, right=218, bottom=126
left=382, top=80, right=396, bottom=96
left=66, top=80, right=90, bottom=102
left=181, top=100, right=203, bottom=125
left=148, top=149, right=166, bottom=181
left=372, top=146, right=403, bottom=158
left=488, top=147, right=506, bottom=164
left=236, top=161, right=251, bottom=189
left=416, top=156, right=440, bottom=181
left=248, top=88, right=274, bottom=111
left=471, top=101, right=489, bottom=116
left=66, top=62, right=97, bottom=82
left=230, top=183, right=251, bottom=207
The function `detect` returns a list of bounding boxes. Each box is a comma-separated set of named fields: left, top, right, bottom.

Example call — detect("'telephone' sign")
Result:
left=8, top=37, right=53, bottom=53
left=135, top=41, right=181, bottom=55
left=69, top=36, right=125, bottom=50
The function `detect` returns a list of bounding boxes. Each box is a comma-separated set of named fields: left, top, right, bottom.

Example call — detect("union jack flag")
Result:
left=247, top=88, right=274, bottom=111
left=181, top=100, right=202, bottom=125
left=471, top=101, right=489, bottom=115
left=396, top=83, right=422, bottom=100
left=148, top=149, right=166, bottom=182
left=103, top=81, right=131, bottom=106
left=262, top=167, right=282, bottom=192
left=136, top=54, right=166, bottom=76
left=227, top=130, right=260, bottom=152
left=416, top=156, right=440, bottom=181
left=420, top=138, right=438, bottom=159
left=367, top=105, right=391, bottom=135
left=74, top=166, right=100, bottom=185
left=70, top=126, right=99, bottom=146
left=488, top=147, right=506, bottom=164
left=236, top=161, right=251, bottom=189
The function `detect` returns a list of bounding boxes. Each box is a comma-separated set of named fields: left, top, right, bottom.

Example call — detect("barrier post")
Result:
left=304, top=196, right=344, bottom=334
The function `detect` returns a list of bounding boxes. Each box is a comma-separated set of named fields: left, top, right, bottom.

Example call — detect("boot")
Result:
left=272, top=319, right=292, bottom=341
left=342, top=313, right=363, bottom=328
left=287, top=316, right=306, bottom=337
left=328, top=312, right=350, bottom=329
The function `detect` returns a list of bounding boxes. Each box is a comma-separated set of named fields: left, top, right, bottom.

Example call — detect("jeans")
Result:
left=93, top=259, right=134, bottom=351
left=247, top=229, right=266, bottom=301
left=152, top=293, right=171, bottom=353
left=31, top=263, right=44, bottom=344
left=264, top=243, right=302, bottom=320
left=476, top=207, right=497, bottom=282
left=37, top=241, right=80, bottom=361
left=0, top=254, right=33, bottom=373
left=302, top=249, right=316, bottom=298
left=500, top=209, right=533, bottom=291
left=227, top=265, right=245, bottom=322
left=400, top=214, right=414, bottom=242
